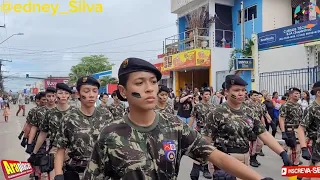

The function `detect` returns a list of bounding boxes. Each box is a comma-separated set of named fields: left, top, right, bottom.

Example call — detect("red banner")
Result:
left=154, top=63, right=170, bottom=76
left=31, top=88, right=38, bottom=94
left=44, top=77, right=69, bottom=89
left=1, top=160, right=34, bottom=180
left=107, top=84, right=117, bottom=94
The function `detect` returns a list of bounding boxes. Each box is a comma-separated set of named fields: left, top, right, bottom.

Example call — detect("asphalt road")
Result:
left=0, top=104, right=306, bottom=180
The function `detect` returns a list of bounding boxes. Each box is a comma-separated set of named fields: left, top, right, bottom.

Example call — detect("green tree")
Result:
left=229, top=39, right=254, bottom=72
left=99, top=76, right=118, bottom=87
left=68, top=55, right=114, bottom=84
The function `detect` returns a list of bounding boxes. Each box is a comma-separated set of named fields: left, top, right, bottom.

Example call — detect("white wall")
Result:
left=211, top=47, right=234, bottom=90
left=111, top=64, right=120, bottom=79
left=262, top=0, right=292, bottom=32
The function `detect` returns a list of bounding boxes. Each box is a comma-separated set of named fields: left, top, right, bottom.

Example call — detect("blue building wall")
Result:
left=232, top=0, right=262, bottom=91
left=178, top=16, right=187, bottom=51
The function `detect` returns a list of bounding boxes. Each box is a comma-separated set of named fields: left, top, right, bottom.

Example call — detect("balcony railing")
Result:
left=164, top=28, right=234, bottom=56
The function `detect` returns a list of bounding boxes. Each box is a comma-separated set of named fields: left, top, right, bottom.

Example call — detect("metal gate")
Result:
left=259, top=66, right=320, bottom=95
left=216, top=70, right=235, bottom=91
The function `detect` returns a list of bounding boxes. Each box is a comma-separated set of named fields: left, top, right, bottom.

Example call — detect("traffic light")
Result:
left=26, top=74, right=29, bottom=78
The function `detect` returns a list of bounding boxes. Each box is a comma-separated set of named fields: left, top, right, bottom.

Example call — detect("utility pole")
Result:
left=0, top=59, right=12, bottom=93
left=241, top=1, right=245, bottom=50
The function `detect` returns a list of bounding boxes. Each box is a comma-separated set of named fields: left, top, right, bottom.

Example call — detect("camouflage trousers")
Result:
left=47, top=147, right=71, bottom=180
left=229, top=152, right=250, bottom=180
left=249, top=138, right=263, bottom=155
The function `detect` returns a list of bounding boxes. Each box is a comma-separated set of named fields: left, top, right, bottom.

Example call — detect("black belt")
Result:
left=285, top=124, right=299, bottom=129
left=226, top=147, right=249, bottom=154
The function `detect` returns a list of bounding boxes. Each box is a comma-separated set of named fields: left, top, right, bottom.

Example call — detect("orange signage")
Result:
left=154, top=63, right=170, bottom=76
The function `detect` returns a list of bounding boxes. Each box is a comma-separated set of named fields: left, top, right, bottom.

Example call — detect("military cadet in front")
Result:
left=279, top=87, right=304, bottom=166
left=188, top=88, right=215, bottom=180
left=154, top=85, right=174, bottom=115
left=83, top=57, right=274, bottom=180
left=205, top=75, right=291, bottom=180
left=297, top=82, right=320, bottom=180
left=107, top=91, right=126, bottom=120
left=29, top=83, right=75, bottom=180
left=53, top=76, right=114, bottom=180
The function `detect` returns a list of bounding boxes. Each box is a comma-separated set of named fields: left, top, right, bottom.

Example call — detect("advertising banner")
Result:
left=154, top=63, right=170, bottom=76
left=44, top=77, right=69, bottom=89
left=163, top=49, right=211, bottom=71
left=234, top=58, right=254, bottom=70
left=258, top=19, right=320, bottom=51
left=1, top=160, right=34, bottom=180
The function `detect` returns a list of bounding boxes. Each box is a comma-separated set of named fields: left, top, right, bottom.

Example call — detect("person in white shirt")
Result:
left=16, top=92, right=26, bottom=116
left=298, top=90, right=310, bottom=111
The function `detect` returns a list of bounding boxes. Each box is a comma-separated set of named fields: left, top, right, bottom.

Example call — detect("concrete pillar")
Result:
left=208, top=0, right=216, bottom=90
left=251, top=34, right=259, bottom=90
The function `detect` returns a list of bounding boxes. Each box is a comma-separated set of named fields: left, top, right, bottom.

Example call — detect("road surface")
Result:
left=0, top=104, right=306, bottom=180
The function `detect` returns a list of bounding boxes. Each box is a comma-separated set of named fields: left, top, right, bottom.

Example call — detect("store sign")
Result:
left=235, top=58, right=254, bottom=70
left=154, top=63, right=170, bottom=76
left=258, top=19, right=320, bottom=51
left=163, top=49, right=211, bottom=71
left=44, top=78, right=69, bottom=89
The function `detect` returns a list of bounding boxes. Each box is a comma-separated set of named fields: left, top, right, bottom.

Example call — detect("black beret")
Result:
left=311, top=81, right=320, bottom=95
left=76, top=76, right=100, bottom=91
left=249, top=90, right=259, bottom=95
left=158, top=85, right=170, bottom=94
left=46, top=87, right=56, bottom=93
left=225, top=75, right=248, bottom=88
left=35, top=93, right=40, bottom=100
left=288, top=87, right=301, bottom=93
left=222, top=82, right=226, bottom=89
left=38, top=92, right=46, bottom=98
left=118, top=58, right=162, bottom=81
left=56, top=83, right=72, bottom=94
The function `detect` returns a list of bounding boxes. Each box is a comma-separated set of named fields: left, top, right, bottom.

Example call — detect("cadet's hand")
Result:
left=282, top=132, right=288, bottom=140
left=25, top=144, right=34, bottom=154
left=280, top=151, right=292, bottom=166
left=54, top=174, right=64, bottom=180
left=27, top=153, right=37, bottom=165
left=261, top=178, right=273, bottom=180
left=301, top=147, right=311, bottom=160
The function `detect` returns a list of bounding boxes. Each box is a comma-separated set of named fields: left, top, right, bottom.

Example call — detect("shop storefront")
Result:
left=154, top=62, right=171, bottom=88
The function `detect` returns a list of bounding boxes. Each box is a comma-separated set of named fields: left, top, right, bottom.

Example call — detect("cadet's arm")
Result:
left=23, top=123, right=32, bottom=138
left=208, top=150, right=263, bottom=180
left=28, top=126, right=38, bottom=144
left=33, top=132, right=48, bottom=154
left=279, top=116, right=285, bottom=132
left=54, top=148, right=66, bottom=176
left=188, top=116, right=195, bottom=127
left=258, top=131, right=285, bottom=154
left=297, top=125, right=307, bottom=148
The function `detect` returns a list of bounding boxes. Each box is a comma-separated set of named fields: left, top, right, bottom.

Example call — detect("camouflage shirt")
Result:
left=191, top=102, right=215, bottom=126
left=29, top=106, right=50, bottom=128
left=204, top=102, right=265, bottom=150
left=53, top=108, right=114, bottom=160
left=280, top=101, right=303, bottom=126
left=243, top=100, right=264, bottom=120
left=69, top=99, right=81, bottom=108
left=300, top=101, right=320, bottom=139
left=107, top=102, right=126, bottom=120
left=39, top=106, right=76, bottom=143
left=82, top=112, right=216, bottom=180
left=26, top=106, right=38, bottom=124
left=154, top=103, right=174, bottom=115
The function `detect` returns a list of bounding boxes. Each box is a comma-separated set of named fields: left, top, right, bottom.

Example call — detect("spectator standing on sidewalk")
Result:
left=16, top=92, right=26, bottom=116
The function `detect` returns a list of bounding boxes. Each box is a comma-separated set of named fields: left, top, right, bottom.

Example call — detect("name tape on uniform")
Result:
left=1, top=160, right=34, bottom=180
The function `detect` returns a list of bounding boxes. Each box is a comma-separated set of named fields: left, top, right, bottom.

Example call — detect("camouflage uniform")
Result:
left=29, top=106, right=50, bottom=128
left=26, top=106, right=38, bottom=124
left=154, top=103, right=174, bottom=115
left=204, top=103, right=266, bottom=166
left=280, top=101, right=303, bottom=165
left=53, top=108, right=113, bottom=173
left=69, top=99, right=81, bottom=108
left=107, top=102, right=126, bottom=120
left=82, top=112, right=216, bottom=179
left=190, top=102, right=215, bottom=134
left=301, top=101, right=320, bottom=165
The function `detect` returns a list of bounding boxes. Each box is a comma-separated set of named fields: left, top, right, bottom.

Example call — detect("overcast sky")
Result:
left=0, top=0, right=177, bottom=92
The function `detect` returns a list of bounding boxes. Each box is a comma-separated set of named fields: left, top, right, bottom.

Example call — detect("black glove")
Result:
left=54, top=174, right=64, bottom=180
left=20, top=137, right=27, bottom=148
left=25, top=144, right=34, bottom=154
left=282, top=132, right=288, bottom=140
left=18, top=131, right=24, bottom=140
left=27, top=153, right=37, bottom=165
left=280, top=151, right=293, bottom=166
left=301, top=147, right=311, bottom=160
left=261, top=178, right=274, bottom=180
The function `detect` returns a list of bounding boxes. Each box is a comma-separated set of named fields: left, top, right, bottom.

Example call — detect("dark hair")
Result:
left=5, top=103, right=10, bottom=109
left=302, top=90, right=310, bottom=104
left=272, top=92, right=278, bottom=98
left=111, top=91, right=117, bottom=98
left=119, top=74, right=129, bottom=88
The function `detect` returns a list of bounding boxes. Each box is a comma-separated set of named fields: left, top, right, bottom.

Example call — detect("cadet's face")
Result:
left=250, top=93, right=258, bottom=102
left=227, top=85, right=246, bottom=104
left=39, top=97, right=47, bottom=106
left=35, top=99, right=40, bottom=106
left=102, top=95, right=108, bottom=103
left=258, top=95, right=263, bottom=101
left=112, top=95, right=119, bottom=102
left=202, top=92, right=211, bottom=101
left=56, top=90, right=70, bottom=104
left=78, top=85, right=99, bottom=107
left=119, top=71, right=158, bottom=110
left=158, top=91, right=168, bottom=103
left=46, top=93, right=56, bottom=105
left=290, top=91, right=300, bottom=101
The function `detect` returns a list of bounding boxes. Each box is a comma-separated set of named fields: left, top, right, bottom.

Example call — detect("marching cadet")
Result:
left=83, top=57, right=274, bottom=180
left=204, top=75, right=291, bottom=180
left=107, top=91, right=126, bottom=120
left=69, top=88, right=81, bottom=108
left=27, top=87, right=57, bottom=154
left=188, top=87, right=215, bottom=180
left=29, top=83, right=75, bottom=179
left=279, top=87, right=304, bottom=166
left=53, top=76, right=114, bottom=180
left=19, top=92, right=46, bottom=147
left=154, top=85, right=174, bottom=115
left=98, top=93, right=109, bottom=108
left=298, top=82, right=320, bottom=163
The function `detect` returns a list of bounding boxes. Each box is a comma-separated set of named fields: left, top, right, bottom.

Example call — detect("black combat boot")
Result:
left=255, top=155, right=261, bottom=166
left=250, top=155, right=259, bottom=167
left=257, top=150, right=265, bottom=156
left=202, top=164, right=212, bottom=179
left=190, top=163, right=201, bottom=180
